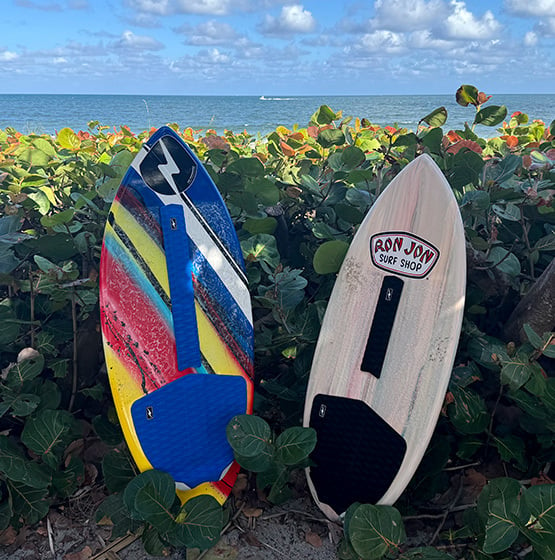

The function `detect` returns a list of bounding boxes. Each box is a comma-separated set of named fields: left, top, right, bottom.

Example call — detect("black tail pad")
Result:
left=309, top=394, right=406, bottom=515
left=361, top=275, right=404, bottom=378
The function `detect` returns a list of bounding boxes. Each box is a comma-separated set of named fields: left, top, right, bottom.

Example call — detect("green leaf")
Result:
left=493, top=434, right=526, bottom=468
left=456, top=85, right=479, bottom=107
left=524, top=484, right=555, bottom=533
left=500, top=352, right=541, bottom=390
left=226, top=414, right=271, bottom=458
left=5, top=354, right=45, bottom=389
left=134, top=480, right=177, bottom=533
left=40, top=209, right=75, bottom=228
left=241, top=234, right=280, bottom=268
left=245, top=178, right=280, bottom=206
left=32, top=137, right=57, bottom=158
left=400, top=548, right=455, bottom=559
left=448, top=386, right=489, bottom=434
left=8, top=480, right=50, bottom=525
left=487, top=247, right=521, bottom=277
left=102, top=449, right=136, bottom=493
left=95, top=493, right=143, bottom=539
left=492, top=202, right=521, bottom=222
left=142, top=525, right=170, bottom=556
left=348, top=504, right=405, bottom=560
left=174, top=495, right=223, bottom=550
left=420, top=107, right=448, bottom=128
left=0, top=435, right=51, bottom=488
left=92, top=415, right=123, bottom=445
left=474, top=105, right=508, bottom=127
left=483, top=497, right=522, bottom=554
left=0, top=499, right=13, bottom=531
left=227, top=157, right=265, bottom=178
left=341, top=146, right=366, bottom=169
left=21, top=409, right=75, bottom=468
left=478, top=478, right=525, bottom=554
left=57, top=127, right=80, bottom=150
left=523, top=324, right=545, bottom=350
left=234, top=448, right=273, bottom=473
left=275, top=427, right=316, bottom=465
left=243, top=217, right=277, bottom=235
left=318, top=128, right=346, bottom=148
left=461, top=190, right=490, bottom=213
left=124, top=469, right=177, bottom=523
left=27, top=190, right=51, bottom=214
left=311, top=105, right=339, bottom=125
left=313, top=240, right=349, bottom=274
left=420, top=127, right=443, bottom=154
left=18, top=146, right=52, bottom=167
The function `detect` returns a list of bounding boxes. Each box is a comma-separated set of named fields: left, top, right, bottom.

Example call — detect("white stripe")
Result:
left=131, top=151, right=253, bottom=325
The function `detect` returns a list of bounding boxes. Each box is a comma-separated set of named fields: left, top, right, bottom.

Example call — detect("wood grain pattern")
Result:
left=303, top=154, right=466, bottom=520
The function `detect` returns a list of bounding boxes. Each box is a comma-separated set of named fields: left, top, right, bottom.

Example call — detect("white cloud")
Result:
left=535, top=17, right=555, bottom=35
left=260, top=4, right=316, bottom=36
left=523, top=31, right=538, bottom=45
left=444, top=1, right=502, bottom=39
left=373, top=0, right=449, bottom=32
left=131, top=0, right=231, bottom=16
left=0, top=51, right=18, bottom=61
left=408, top=30, right=453, bottom=50
left=177, top=20, right=241, bottom=45
left=359, top=30, right=406, bottom=53
left=504, top=0, right=555, bottom=17
left=113, top=30, right=164, bottom=51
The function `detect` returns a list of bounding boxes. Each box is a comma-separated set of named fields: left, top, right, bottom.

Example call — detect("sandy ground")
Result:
left=0, top=495, right=342, bottom=560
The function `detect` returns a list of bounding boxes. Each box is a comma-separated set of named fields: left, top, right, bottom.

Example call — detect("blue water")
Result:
left=1, top=93, right=553, bottom=137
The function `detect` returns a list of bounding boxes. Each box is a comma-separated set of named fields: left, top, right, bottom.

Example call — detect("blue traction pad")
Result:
left=160, top=204, right=201, bottom=371
left=131, top=373, right=247, bottom=488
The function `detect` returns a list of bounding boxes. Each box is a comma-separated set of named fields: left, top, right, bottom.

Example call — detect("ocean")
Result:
left=1, top=93, right=554, bottom=137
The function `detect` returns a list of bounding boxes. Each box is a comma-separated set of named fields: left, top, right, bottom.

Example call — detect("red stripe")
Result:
left=100, top=244, right=193, bottom=392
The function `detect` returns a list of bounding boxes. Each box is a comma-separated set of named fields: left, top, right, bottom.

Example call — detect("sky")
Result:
left=2, top=0, right=555, bottom=95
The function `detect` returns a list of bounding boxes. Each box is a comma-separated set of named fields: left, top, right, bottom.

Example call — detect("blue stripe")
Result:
left=190, top=242, right=254, bottom=361
left=161, top=205, right=202, bottom=371
left=104, top=231, right=172, bottom=329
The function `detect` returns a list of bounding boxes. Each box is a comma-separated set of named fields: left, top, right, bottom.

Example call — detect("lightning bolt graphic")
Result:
left=158, top=139, right=180, bottom=195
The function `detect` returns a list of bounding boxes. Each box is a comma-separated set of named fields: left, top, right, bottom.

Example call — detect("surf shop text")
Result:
left=370, top=232, right=439, bottom=278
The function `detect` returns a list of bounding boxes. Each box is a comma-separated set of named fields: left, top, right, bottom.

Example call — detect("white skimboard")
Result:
left=303, top=154, right=466, bottom=520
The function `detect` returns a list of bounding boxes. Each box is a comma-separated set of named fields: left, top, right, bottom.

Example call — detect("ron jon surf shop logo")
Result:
left=370, top=232, right=439, bottom=278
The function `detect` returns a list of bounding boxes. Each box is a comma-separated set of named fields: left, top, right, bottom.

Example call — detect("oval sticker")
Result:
left=370, top=231, right=439, bottom=278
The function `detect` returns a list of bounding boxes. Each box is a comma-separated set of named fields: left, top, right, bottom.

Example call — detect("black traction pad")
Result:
left=361, top=275, right=404, bottom=378
left=309, top=394, right=407, bottom=515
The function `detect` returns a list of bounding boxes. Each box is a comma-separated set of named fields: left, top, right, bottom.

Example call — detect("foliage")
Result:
left=226, top=414, right=316, bottom=503
left=0, top=86, right=554, bottom=558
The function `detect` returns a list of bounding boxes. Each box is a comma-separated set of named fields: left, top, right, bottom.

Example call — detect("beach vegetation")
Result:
left=0, top=85, right=553, bottom=558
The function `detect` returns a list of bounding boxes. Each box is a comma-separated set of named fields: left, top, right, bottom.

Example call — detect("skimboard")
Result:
left=99, top=126, right=253, bottom=504
left=303, top=154, right=466, bottom=520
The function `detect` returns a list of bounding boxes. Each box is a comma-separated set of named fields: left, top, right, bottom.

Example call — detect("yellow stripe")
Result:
left=104, top=344, right=153, bottom=473
left=177, top=483, right=228, bottom=506
left=111, top=200, right=170, bottom=296
left=195, top=301, right=245, bottom=377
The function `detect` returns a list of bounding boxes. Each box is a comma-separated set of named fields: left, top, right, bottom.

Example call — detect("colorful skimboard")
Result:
left=303, top=154, right=466, bottom=520
left=99, top=126, right=253, bottom=504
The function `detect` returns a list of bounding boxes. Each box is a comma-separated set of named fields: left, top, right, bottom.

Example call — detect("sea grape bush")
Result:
left=0, top=85, right=553, bottom=558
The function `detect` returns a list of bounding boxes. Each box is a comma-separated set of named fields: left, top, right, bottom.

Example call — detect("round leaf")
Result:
left=474, top=105, right=508, bottom=127
left=348, top=504, right=405, bottom=559
left=123, top=469, right=176, bottom=522
left=57, top=127, right=81, bottom=150
left=275, top=426, right=316, bottom=465
left=174, top=494, right=223, bottom=549
left=420, top=106, right=448, bottom=128
left=226, top=414, right=272, bottom=458
left=313, top=240, right=349, bottom=274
